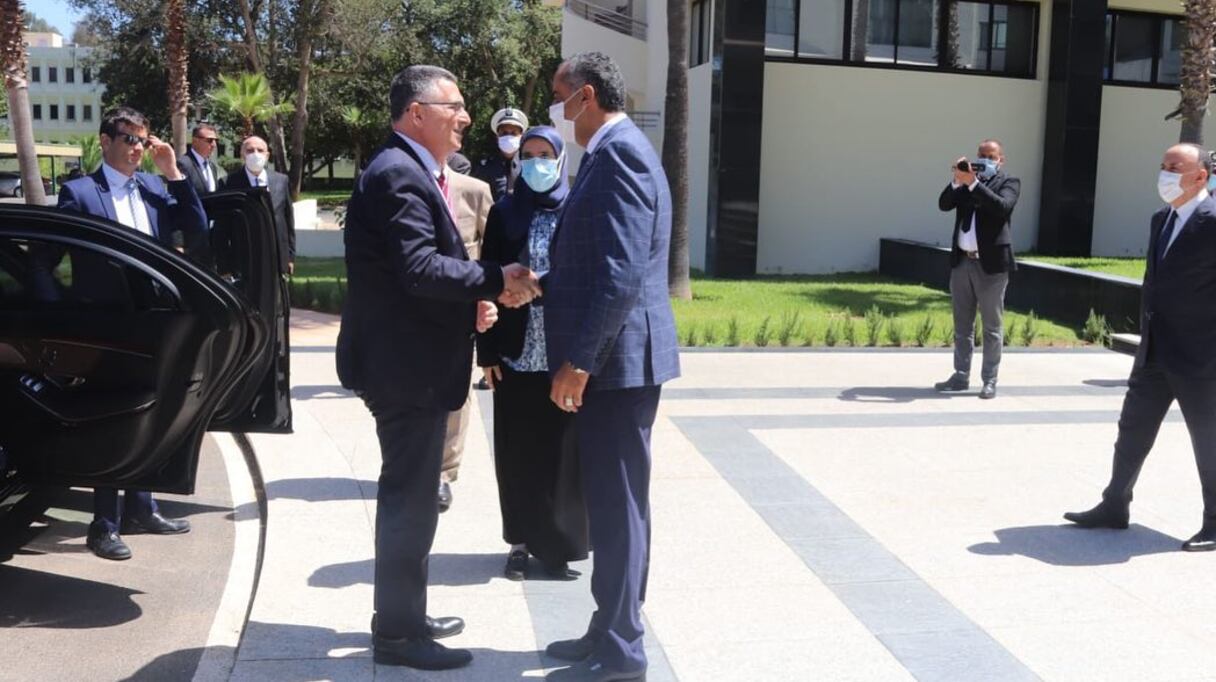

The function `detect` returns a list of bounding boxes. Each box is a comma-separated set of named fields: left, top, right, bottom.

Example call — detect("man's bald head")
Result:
left=1160, top=143, right=1210, bottom=208
left=241, top=136, right=269, bottom=156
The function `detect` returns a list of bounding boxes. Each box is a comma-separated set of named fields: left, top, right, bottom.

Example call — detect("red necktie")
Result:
left=437, top=171, right=453, bottom=215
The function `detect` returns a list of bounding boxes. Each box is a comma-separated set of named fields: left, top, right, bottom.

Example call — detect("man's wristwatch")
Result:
left=570, top=365, right=589, bottom=376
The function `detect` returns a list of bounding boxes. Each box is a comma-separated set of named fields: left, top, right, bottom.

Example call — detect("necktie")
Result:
left=1156, top=210, right=1178, bottom=266
left=126, top=178, right=150, bottom=235
left=203, top=159, right=214, bottom=191
left=437, top=171, right=453, bottom=214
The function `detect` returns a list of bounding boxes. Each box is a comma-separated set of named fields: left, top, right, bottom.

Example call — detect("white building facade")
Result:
left=22, top=32, right=104, bottom=145
left=558, top=0, right=1200, bottom=275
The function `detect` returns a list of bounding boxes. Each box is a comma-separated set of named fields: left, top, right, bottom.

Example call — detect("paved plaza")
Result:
left=209, top=311, right=1216, bottom=682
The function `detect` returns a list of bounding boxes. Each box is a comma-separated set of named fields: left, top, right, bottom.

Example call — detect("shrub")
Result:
left=777, top=311, right=802, bottom=347
left=1082, top=308, right=1111, bottom=347
left=914, top=315, right=935, bottom=347
left=886, top=316, right=905, bottom=347
left=824, top=318, right=840, bottom=347
left=1005, top=316, right=1017, bottom=346
left=1020, top=310, right=1040, bottom=346
left=842, top=313, right=857, bottom=347
left=864, top=305, right=884, bottom=347
left=725, top=316, right=741, bottom=347
left=702, top=323, right=719, bottom=346
left=754, top=316, right=773, bottom=347
left=939, top=320, right=955, bottom=347
left=802, top=322, right=818, bottom=347
left=973, top=316, right=983, bottom=347
left=682, top=323, right=699, bottom=347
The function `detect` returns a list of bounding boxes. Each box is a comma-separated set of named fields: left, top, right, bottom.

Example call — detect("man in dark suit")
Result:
left=56, top=106, right=205, bottom=560
left=541, top=52, right=680, bottom=682
left=335, top=65, right=538, bottom=671
left=176, top=122, right=222, bottom=196
left=220, top=135, right=296, bottom=275
left=1065, top=143, right=1216, bottom=552
left=935, top=139, right=1021, bottom=399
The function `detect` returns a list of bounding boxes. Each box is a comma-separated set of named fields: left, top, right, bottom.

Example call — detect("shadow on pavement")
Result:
left=968, top=524, right=1182, bottom=566
left=1084, top=378, right=1129, bottom=388
left=291, top=385, right=355, bottom=401
left=120, top=645, right=229, bottom=681
left=838, top=386, right=955, bottom=403
left=310, top=553, right=581, bottom=589
left=0, top=564, right=143, bottom=628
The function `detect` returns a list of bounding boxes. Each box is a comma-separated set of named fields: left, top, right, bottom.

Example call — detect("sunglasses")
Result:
left=114, top=132, right=149, bottom=147
left=195, top=136, right=219, bottom=144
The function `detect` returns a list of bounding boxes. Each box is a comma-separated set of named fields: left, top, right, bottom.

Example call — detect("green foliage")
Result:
left=914, top=315, right=935, bottom=347
left=940, top=320, right=955, bottom=346
left=753, top=316, right=773, bottom=347
left=682, top=323, right=699, bottom=347
left=824, top=317, right=840, bottom=347
left=801, top=322, right=818, bottom=347
left=74, top=136, right=102, bottom=174
left=702, top=323, right=718, bottom=346
left=208, top=73, right=295, bottom=138
left=725, top=316, right=740, bottom=347
left=974, top=316, right=983, bottom=347
left=1005, top=316, right=1017, bottom=346
left=777, top=311, right=802, bottom=347
left=885, top=316, right=904, bottom=347
left=842, top=312, right=857, bottom=347
left=1082, top=309, right=1111, bottom=347
left=864, top=305, right=883, bottom=347
left=1019, top=311, right=1040, bottom=346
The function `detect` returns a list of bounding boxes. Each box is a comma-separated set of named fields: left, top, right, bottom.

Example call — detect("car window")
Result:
left=0, top=235, right=181, bottom=311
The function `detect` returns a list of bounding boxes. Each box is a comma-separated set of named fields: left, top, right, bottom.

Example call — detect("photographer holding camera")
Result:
left=935, top=139, right=1021, bottom=399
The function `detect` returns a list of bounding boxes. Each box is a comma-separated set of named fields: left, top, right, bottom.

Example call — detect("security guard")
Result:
left=474, top=107, right=528, bottom=202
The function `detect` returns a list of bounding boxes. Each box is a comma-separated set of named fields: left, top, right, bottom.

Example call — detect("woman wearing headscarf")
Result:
left=477, top=126, right=589, bottom=580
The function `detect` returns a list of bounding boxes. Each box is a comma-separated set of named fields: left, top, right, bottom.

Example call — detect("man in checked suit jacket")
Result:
left=541, top=52, right=680, bottom=682
left=1066, top=144, right=1216, bottom=552
left=335, top=65, right=539, bottom=671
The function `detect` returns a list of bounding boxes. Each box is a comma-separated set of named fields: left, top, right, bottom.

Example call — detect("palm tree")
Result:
left=937, top=0, right=961, bottom=68
left=207, top=73, right=294, bottom=140
left=1, top=0, right=45, bottom=205
left=165, top=0, right=189, bottom=154
left=340, top=105, right=372, bottom=180
left=664, top=0, right=692, bottom=299
left=74, top=134, right=101, bottom=173
left=1167, top=0, right=1216, bottom=143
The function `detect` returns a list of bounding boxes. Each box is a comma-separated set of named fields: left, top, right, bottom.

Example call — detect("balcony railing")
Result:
left=566, top=0, right=647, bottom=41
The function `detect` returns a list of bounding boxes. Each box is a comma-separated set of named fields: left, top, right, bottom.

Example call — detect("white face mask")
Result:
left=497, top=135, right=522, bottom=155
left=1158, top=170, right=1185, bottom=204
left=549, top=90, right=587, bottom=146
left=245, top=151, right=268, bottom=174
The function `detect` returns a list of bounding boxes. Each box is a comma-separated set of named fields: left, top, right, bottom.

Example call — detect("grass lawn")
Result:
left=1019, top=253, right=1146, bottom=280
left=290, top=258, right=1081, bottom=347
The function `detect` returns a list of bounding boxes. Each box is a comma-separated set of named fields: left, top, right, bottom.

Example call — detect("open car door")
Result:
left=0, top=205, right=259, bottom=494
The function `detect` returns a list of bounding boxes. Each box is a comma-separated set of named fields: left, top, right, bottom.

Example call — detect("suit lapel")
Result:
left=390, top=135, right=463, bottom=252
left=90, top=168, right=120, bottom=223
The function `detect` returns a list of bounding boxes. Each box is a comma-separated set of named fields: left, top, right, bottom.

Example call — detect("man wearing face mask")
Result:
left=220, top=136, right=296, bottom=275
left=474, top=107, right=528, bottom=202
left=1065, top=143, right=1216, bottom=552
left=935, top=139, right=1021, bottom=400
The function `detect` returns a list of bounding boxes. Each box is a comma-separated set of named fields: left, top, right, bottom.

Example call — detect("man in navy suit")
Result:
left=542, top=52, right=680, bottom=682
left=56, top=106, right=207, bottom=560
left=1066, top=143, right=1216, bottom=552
left=335, top=65, right=539, bottom=671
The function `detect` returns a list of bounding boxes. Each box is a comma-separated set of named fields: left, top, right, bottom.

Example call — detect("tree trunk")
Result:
left=1, top=0, right=46, bottom=206
left=165, top=0, right=190, bottom=155
left=851, top=0, right=870, bottom=61
left=1177, top=0, right=1216, bottom=143
left=288, top=0, right=327, bottom=201
left=663, top=0, right=691, bottom=299
left=236, top=0, right=289, bottom=170
left=936, top=0, right=960, bottom=68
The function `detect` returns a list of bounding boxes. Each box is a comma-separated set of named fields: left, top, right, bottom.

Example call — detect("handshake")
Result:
left=475, top=263, right=543, bottom=335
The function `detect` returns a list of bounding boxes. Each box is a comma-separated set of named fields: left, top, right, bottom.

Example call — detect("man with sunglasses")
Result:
left=177, top=122, right=222, bottom=196
left=56, top=106, right=208, bottom=561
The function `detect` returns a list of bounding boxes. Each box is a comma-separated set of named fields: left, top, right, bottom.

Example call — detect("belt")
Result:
left=964, top=250, right=980, bottom=260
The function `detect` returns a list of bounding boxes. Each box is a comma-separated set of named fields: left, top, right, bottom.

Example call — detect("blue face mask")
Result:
left=521, top=156, right=561, bottom=193
left=975, top=158, right=999, bottom=179
left=1207, top=172, right=1216, bottom=193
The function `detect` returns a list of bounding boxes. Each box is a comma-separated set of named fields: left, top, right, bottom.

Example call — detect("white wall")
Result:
left=757, top=62, right=1047, bottom=273
left=1092, top=86, right=1187, bottom=256
left=687, top=63, right=713, bottom=271
left=561, top=13, right=649, bottom=103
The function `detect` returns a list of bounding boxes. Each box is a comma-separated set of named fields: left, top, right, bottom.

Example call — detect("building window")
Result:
left=66, top=67, right=75, bottom=83
left=83, top=104, right=93, bottom=121
left=82, top=68, right=92, bottom=83
left=31, top=66, right=39, bottom=82
left=1105, top=12, right=1187, bottom=87
left=49, top=104, right=59, bottom=120
left=32, top=104, right=41, bottom=120
left=766, top=0, right=1038, bottom=78
left=48, top=67, right=57, bottom=83
left=690, top=0, right=711, bottom=67
left=67, top=105, right=76, bottom=121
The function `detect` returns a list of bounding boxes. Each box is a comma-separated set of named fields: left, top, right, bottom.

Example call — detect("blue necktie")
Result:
left=126, top=178, right=150, bottom=235
left=1156, top=210, right=1177, bottom=266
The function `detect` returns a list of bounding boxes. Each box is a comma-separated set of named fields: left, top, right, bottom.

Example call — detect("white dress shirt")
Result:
left=101, top=162, right=153, bottom=237
left=951, top=177, right=983, bottom=252
left=245, top=168, right=270, bottom=188
left=1162, top=188, right=1209, bottom=256
left=586, top=112, right=628, bottom=155
left=190, top=148, right=215, bottom=192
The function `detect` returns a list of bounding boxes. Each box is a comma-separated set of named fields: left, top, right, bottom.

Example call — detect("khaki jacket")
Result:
left=446, top=167, right=492, bottom=259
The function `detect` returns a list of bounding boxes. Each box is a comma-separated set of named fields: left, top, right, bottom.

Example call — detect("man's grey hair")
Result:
left=1176, top=143, right=1212, bottom=174
left=561, top=52, right=626, bottom=113
left=390, top=65, right=458, bottom=121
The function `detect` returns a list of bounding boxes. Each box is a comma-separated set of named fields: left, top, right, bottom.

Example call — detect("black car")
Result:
left=0, top=189, right=291, bottom=506
left=0, top=171, right=54, bottom=198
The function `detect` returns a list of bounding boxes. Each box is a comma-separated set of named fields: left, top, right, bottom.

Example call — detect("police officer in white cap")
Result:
left=474, top=107, right=529, bottom=202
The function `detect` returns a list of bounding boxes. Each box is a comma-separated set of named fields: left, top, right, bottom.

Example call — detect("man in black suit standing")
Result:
left=1065, top=143, right=1216, bottom=552
left=935, top=139, right=1020, bottom=399
left=176, top=122, right=221, bottom=196
left=220, top=135, right=296, bottom=274
left=335, top=64, right=540, bottom=671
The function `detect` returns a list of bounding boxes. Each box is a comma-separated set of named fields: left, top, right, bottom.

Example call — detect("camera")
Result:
left=956, top=160, right=985, bottom=173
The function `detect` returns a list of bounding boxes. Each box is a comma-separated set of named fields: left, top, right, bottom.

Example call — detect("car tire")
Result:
left=13, top=185, right=22, bottom=198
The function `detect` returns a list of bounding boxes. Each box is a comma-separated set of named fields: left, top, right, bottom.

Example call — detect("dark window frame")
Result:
left=65, top=66, right=75, bottom=83
left=1104, top=9, right=1185, bottom=90
left=49, top=104, right=59, bottom=120
left=766, top=0, right=1040, bottom=80
left=82, top=104, right=93, bottom=121
left=48, top=66, right=57, bottom=83
left=30, top=66, right=40, bottom=83
left=690, top=0, right=711, bottom=67
left=32, top=104, right=41, bottom=120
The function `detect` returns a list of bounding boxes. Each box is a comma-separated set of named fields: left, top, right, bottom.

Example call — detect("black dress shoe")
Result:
left=1063, top=502, right=1129, bottom=529
left=545, top=658, right=646, bottom=681
left=373, top=635, right=472, bottom=670
left=543, top=560, right=575, bottom=579
left=979, top=380, right=997, bottom=400
left=546, top=632, right=600, bottom=662
left=505, top=549, right=528, bottom=581
left=87, top=530, right=132, bottom=561
left=475, top=378, right=490, bottom=391
left=121, top=512, right=191, bottom=535
left=934, top=372, right=970, bottom=392
left=1182, top=525, right=1216, bottom=552
left=370, top=614, right=465, bottom=640
left=438, top=481, right=453, bottom=514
